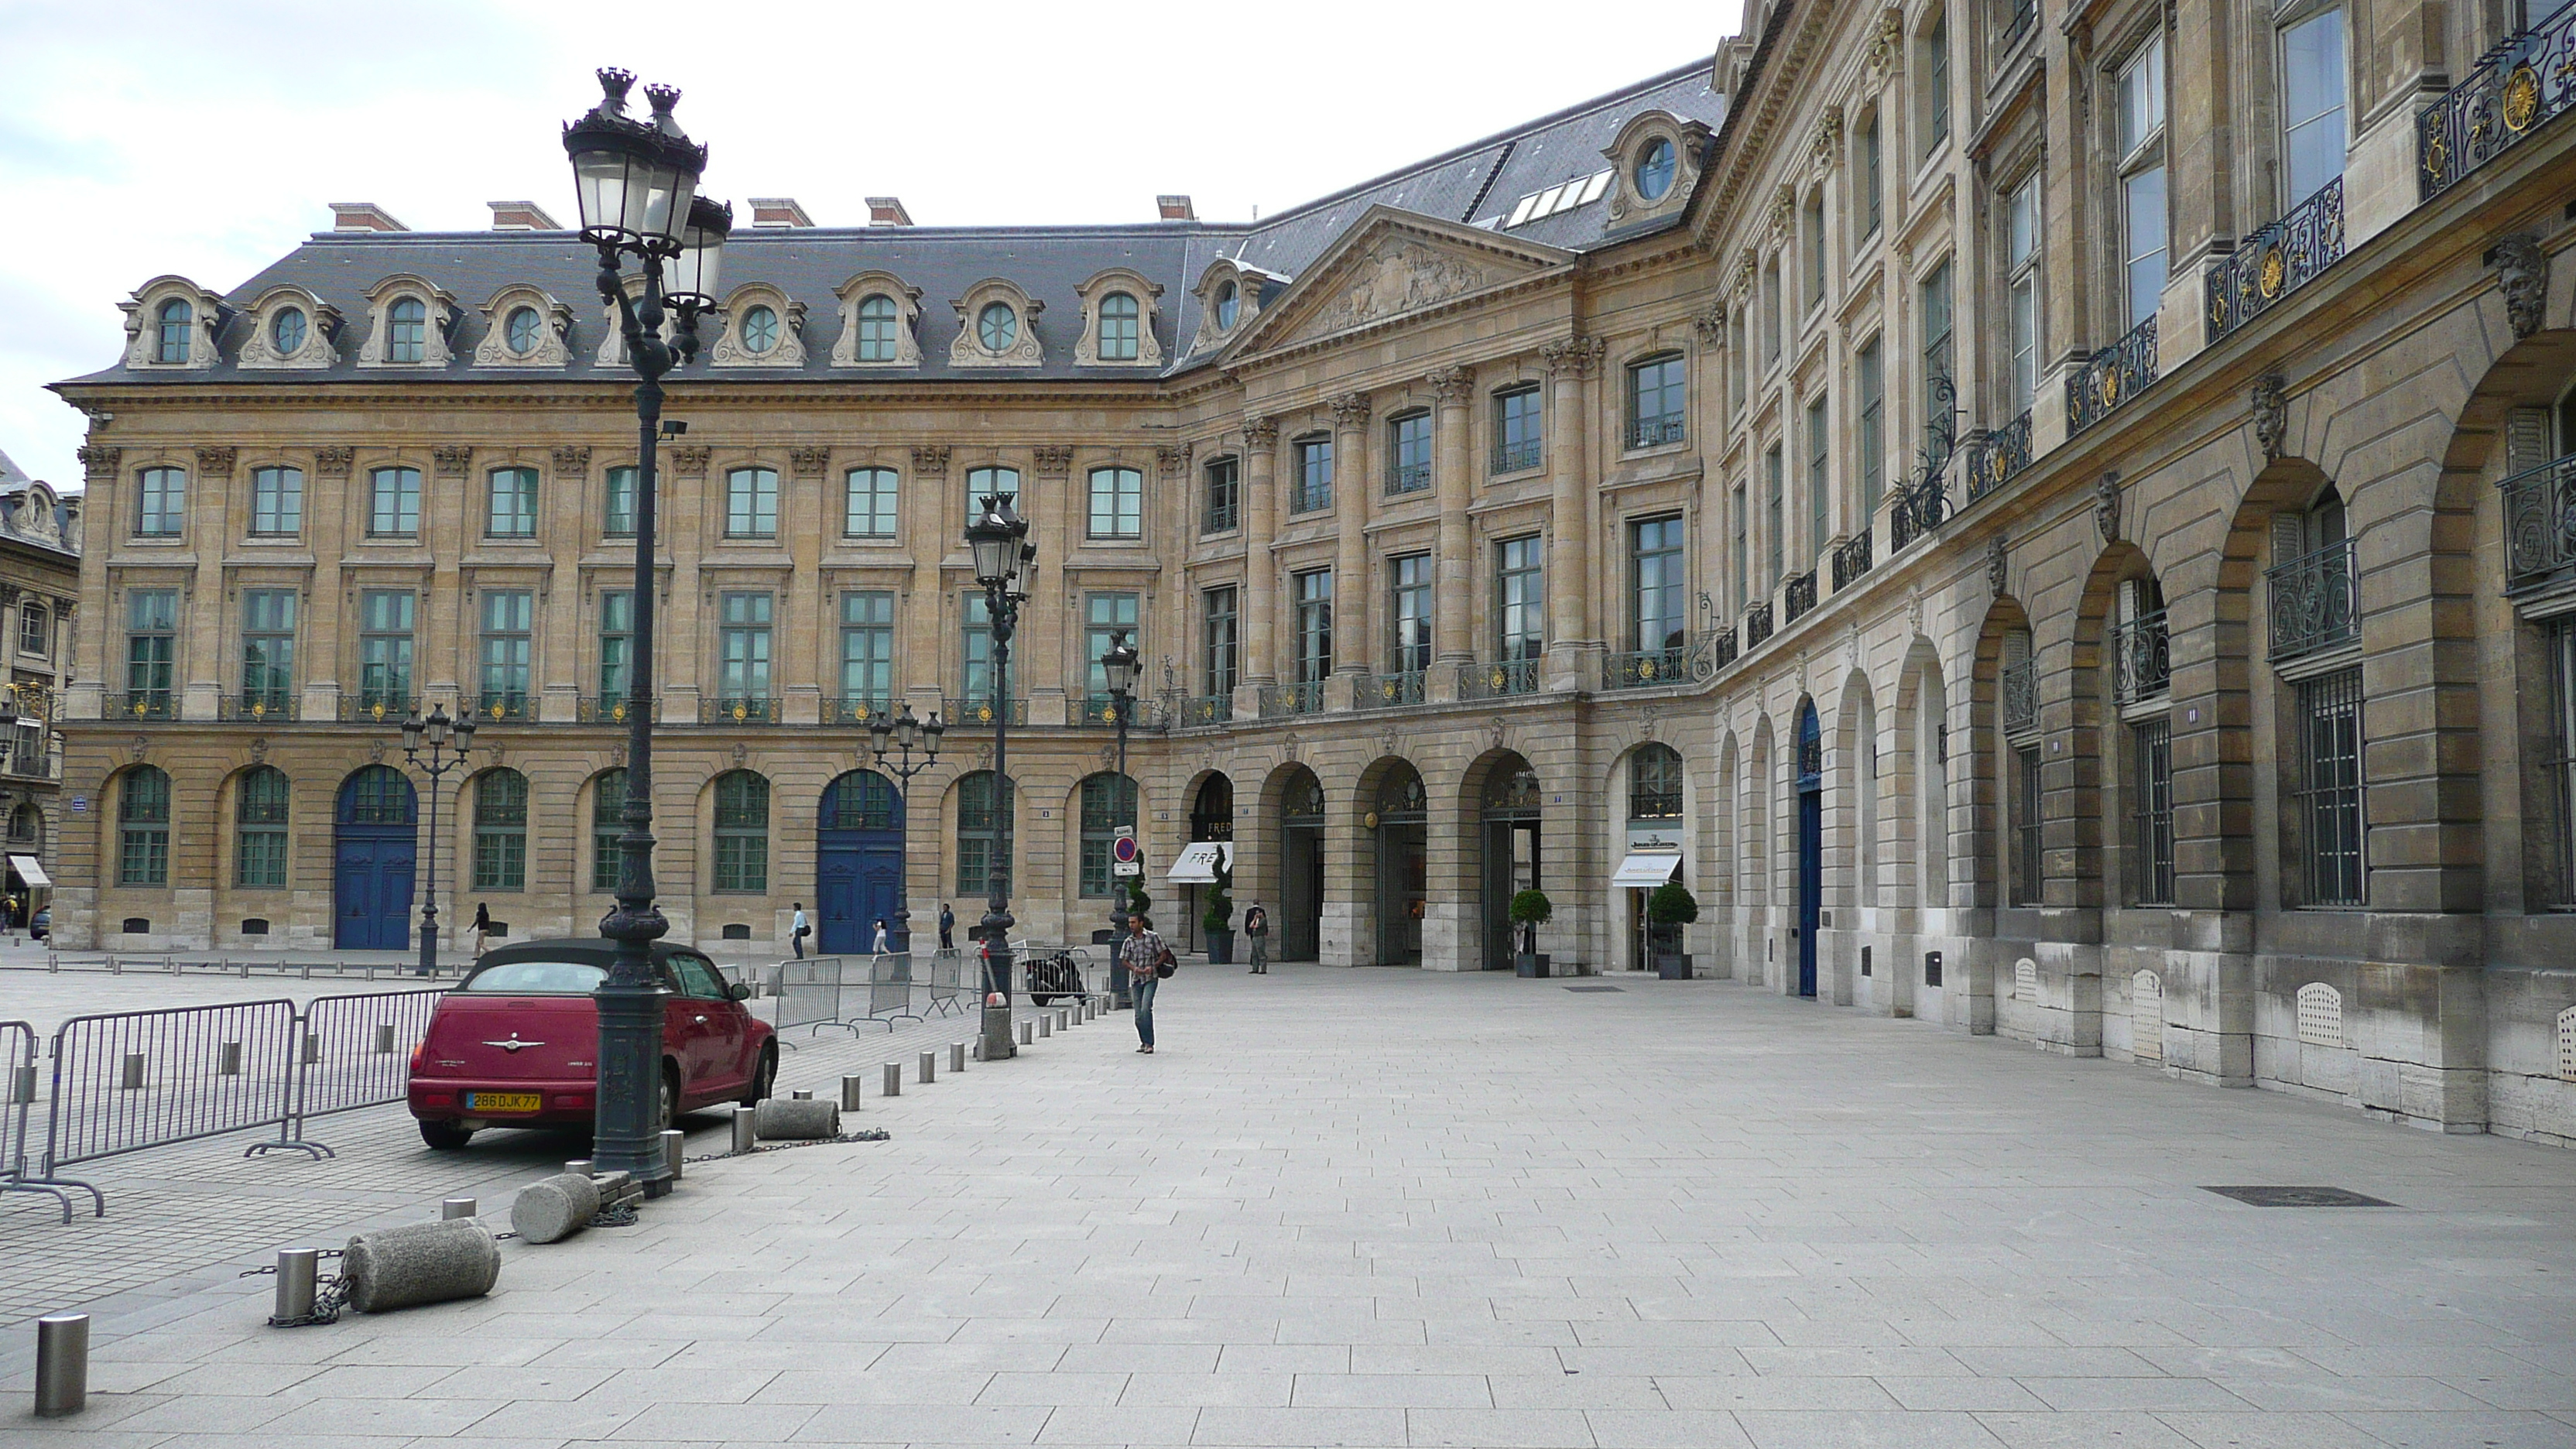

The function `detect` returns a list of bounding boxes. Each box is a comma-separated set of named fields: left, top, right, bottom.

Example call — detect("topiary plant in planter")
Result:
left=1508, top=889, right=1553, bottom=976
left=1647, top=880, right=1699, bottom=979
left=1201, top=853, right=1235, bottom=964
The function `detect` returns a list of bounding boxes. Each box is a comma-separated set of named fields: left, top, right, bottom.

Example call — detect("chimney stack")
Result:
left=329, top=202, right=409, bottom=233
left=749, top=197, right=815, bottom=228
left=865, top=196, right=914, bottom=228
left=486, top=200, right=561, bottom=231
left=1157, top=194, right=1196, bottom=221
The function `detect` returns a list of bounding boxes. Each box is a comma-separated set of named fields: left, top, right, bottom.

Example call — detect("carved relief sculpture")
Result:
left=1306, top=240, right=1495, bottom=336
left=2251, top=374, right=2288, bottom=461
left=2495, top=233, right=2548, bottom=340
left=1987, top=533, right=2010, bottom=597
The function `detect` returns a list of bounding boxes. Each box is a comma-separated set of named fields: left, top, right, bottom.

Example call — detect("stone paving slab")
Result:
left=2, top=965, right=2573, bottom=1447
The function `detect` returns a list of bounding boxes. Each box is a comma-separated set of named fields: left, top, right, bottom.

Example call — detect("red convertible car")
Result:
left=408, top=938, right=777, bottom=1150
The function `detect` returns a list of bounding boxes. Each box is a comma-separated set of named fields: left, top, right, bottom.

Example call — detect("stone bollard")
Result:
left=918, top=1051, right=936, bottom=1084
left=971, top=1036, right=986, bottom=1062
left=33, top=1314, right=87, bottom=1417
left=511, top=1173, right=602, bottom=1245
left=752, top=1097, right=838, bottom=1140
left=440, top=1197, right=477, bottom=1220
left=342, top=1220, right=502, bottom=1311
left=1038, top=1015, right=1051, bottom=1039
left=730, top=1105, right=758, bottom=1153
left=663, top=1129, right=685, bottom=1184
left=882, top=1063, right=901, bottom=1097
left=841, top=1074, right=865, bottom=1112
left=563, top=1160, right=592, bottom=1177
left=949, top=1042, right=966, bottom=1074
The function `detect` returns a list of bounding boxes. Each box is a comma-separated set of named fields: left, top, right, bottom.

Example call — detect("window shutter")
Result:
left=2003, top=630, right=2031, bottom=669
left=2271, top=512, right=2306, bottom=565
left=2506, top=406, right=2552, bottom=474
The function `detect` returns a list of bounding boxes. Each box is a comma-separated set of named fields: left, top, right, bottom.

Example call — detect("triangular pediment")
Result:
left=1228, top=207, right=1576, bottom=358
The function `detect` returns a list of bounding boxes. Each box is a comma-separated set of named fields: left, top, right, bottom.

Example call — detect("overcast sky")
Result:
left=0, top=0, right=1737, bottom=490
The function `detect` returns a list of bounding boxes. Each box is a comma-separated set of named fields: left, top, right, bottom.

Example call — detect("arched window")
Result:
left=1629, top=743, right=1684, bottom=821
left=270, top=307, right=307, bottom=357
left=856, top=294, right=899, bottom=361
left=824, top=769, right=900, bottom=831
left=1078, top=773, right=1138, bottom=898
left=235, top=766, right=289, bottom=888
left=591, top=769, right=626, bottom=892
left=118, top=766, right=172, bottom=886
left=1213, top=279, right=1239, bottom=331
left=472, top=769, right=529, bottom=891
left=713, top=770, right=770, bottom=893
left=388, top=297, right=428, bottom=363
left=1098, top=292, right=1140, bottom=361
left=155, top=299, right=193, bottom=363
left=5, top=803, right=39, bottom=846
left=503, top=306, right=543, bottom=355
left=341, top=764, right=414, bottom=824
left=956, top=770, right=1016, bottom=896
left=965, top=464, right=1020, bottom=526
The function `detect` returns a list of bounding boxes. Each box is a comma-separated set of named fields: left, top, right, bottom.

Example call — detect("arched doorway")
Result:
left=1372, top=764, right=1426, bottom=964
left=1620, top=744, right=1687, bottom=971
left=1480, top=757, right=1542, bottom=971
left=334, top=764, right=417, bottom=950
left=1797, top=703, right=1822, bottom=997
left=1279, top=767, right=1324, bottom=961
left=1179, top=774, right=1234, bottom=954
left=817, top=769, right=903, bottom=954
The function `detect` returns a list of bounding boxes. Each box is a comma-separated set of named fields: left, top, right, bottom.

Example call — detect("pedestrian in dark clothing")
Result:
left=1244, top=904, right=1269, bottom=974
left=939, top=904, right=955, bottom=951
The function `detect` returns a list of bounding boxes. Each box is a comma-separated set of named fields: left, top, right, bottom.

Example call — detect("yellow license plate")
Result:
left=465, top=1091, right=542, bottom=1113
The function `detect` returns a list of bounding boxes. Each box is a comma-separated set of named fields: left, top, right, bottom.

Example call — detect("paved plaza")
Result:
left=5, top=964, right=2575, bottom=1448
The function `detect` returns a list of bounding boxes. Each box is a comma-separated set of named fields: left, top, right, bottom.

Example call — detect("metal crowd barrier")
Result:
left=1, top=1019, right=98, bottom=1222
left=773, top=954, right=933, bottom=1034
left=30, top=952, right=465, bottom=981
left=40, top=999, right=310, bottom=1177
left=265, top=988, right=447, bottom=1153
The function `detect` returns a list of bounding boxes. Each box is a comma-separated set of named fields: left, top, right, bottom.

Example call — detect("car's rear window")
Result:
left=461, top=960, right=607, bottom=994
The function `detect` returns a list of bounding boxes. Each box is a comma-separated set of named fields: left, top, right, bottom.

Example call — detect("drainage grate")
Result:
left=1562, top=985, right=1625, bottom=993
left=2203, top=1186, right=2395, bottom=1208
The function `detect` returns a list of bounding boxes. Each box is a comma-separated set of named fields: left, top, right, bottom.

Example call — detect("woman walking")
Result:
left=467, top=902, right=492, bottom=960
left=1121, top=912, right=1171, bottom=1053
left=1243, top=903, right=1269, bottom=974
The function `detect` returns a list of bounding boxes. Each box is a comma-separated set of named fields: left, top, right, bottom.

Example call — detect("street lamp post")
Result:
left=561, top=67, right=730, bottom=1195
left=865, top=703, right=945, bottom=954
left=1100, top=631, right=1139, bottom=1009
left=398, top=705, right=477, bottom=979
left=965, top=495, right=1035, bottom=1061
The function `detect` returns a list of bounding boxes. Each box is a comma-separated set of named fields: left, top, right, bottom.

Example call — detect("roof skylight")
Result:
left=1502, top=170, right=1615, bottom=229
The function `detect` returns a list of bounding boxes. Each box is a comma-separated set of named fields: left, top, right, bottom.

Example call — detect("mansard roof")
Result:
left=58, top=60, right=1722, bottom=391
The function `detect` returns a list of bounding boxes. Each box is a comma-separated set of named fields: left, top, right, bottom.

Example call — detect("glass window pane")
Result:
left=2282, top=9, right=2348, bottom=203
left=2123, top=167, right=2169, bottom=328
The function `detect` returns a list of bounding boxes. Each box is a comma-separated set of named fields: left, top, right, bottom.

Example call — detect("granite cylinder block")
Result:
left=753, top=1096, right=839, bottom=1139
left=341, top=1218, right=501, bottom=1312
left=509, top=1172, right=601, bottom=1245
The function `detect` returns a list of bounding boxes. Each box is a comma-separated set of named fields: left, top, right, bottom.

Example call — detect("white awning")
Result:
left=1610, top=851, right=1683, bottom=887
left=7, top=855, right=50, bottom=889
left=1167, top=840, right=1233, bottom=883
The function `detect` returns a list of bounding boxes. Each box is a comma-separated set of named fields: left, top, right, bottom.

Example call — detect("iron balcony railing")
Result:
left=221, top=692, right=297, bottom=722
left=339, top=693, right=416, bottom=724
left=2207, top=176, right=2345, bottom=341
left=470, top=693, right=534, bottom=724
left=1710, top=624, right=1740, bottom=671
left=2068, top=317, right=2160, bottom=433
left=1603, top=632, right=1720, bottom=690
left=1386, top=461, right=1433, bottom=495
left=578, top=694, right=656, bottom=725
left=700, top=695, right=778, bottom=725
left=1074, top=694, right=1170, bottom=730
left=1355, top=670, right=1427, bottom=709
left=943, top=696, right=1028, bottom=728
left=1459, top=656, right=1541, bottom=700
left=108, top=692, right=176, bottom=721
left=1260, top=681, right=1327, bottom=718
left=1628, top=414, right=1687, bottom=450
left=1492, top=437, right=1543, bottom=474
left=1783, top=570, right=1818, bottom=625
left=2, top=751, right=57, bottom=780
left=1176, top=692, right=1232, bottom=727
left=818, top=695, right=891, bottom=725
left=2001, top=657, right=2039, bottom=737
left=1830, top=530, right=1873, bottom=591
left=2267, top=538, right=2359, bottom=661
left=1743, top=600, right=1775, bottom=649
left=2419, top=9, right=2576, bottom=200
left=1964, top=410, right=2034, bottom=501
left=2112, top=609, right=2171, bottom=704
left=2501, top=449, right=2576, bottom=593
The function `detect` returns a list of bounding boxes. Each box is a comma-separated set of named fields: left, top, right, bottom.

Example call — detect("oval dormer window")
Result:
left=739, top=304, right=779, bottom=355
left=1635, top=138, right=1678, bottom=201
left=1214, top=279, right=1239, bottom=331
left=978, top=301, right=1018, bottom=352
left=504, top=306, right=543, bottom=356
left=270, top=307, right=307, bottom=357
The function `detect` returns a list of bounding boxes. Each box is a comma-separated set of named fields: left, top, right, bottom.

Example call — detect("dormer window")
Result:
left=389, top=299, right=427, bottom=363
left=155, top=300, right=193, bottom=363
left=1214, top=281, right=1239, bottom=331
left=271, top=308, right=308, bottom=356
left=1098, top=293, right=1139, bottom=360
left=978, top=302, right=1018, bottom=351
left=503, top=307, right=543, bottom=356
left=856, top=296, right=899, bottom=360
left=1603, top=111, right=1711, bottom=224
left=739, top=304, right=779, bottom=355
left=1634, top=139, right=1677, bottom=201
left=951, top=281, right=1043, bottom=366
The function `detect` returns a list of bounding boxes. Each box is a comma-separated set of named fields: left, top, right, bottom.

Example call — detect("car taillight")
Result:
left=410, top=1043, right=427, bottom=1072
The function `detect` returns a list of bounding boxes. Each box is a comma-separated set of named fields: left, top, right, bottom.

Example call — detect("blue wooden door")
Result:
left=819, top=771, right=905, bottom=954
left=1797, top=704, right=1822, bottom=999
left=333, top=766, right=417, bottom=951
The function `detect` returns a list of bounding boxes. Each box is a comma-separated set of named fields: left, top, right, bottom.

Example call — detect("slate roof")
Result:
left=62, top=60, right=1722, bottom=389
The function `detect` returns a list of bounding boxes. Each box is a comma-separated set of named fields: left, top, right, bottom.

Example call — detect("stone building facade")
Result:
left=48, top=0, right=2576, bottom=1143
left=0, top=448, right=83, bottom=906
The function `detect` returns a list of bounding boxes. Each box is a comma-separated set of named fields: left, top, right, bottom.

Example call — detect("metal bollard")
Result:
left=882, top=1062, right=901, bottom=1097
left=972, top=1036, right=986, bottom=1062
left=841, top=1074, right=865, bottom=1112
left=302, top=1033, right=320, bottom=1065
left=1019, top=1021, right=1034, bottom=1046
left=730, top=1105, right=757, bottom=1154
left=34, top=1313, right=88, bottom=1417
left=218, top=1040, right=242, bottom=1076
left=790, top=1088, right=813, bottom=1101
left=273, top=1249, right=319, bottom=1322
left=1056, top=1009, right=1069, bottom=1033
left=564, top=1159, right=592, bottom=1178
left=375, top=1023, right=397, bottom=1054
left=918, top=1050, right=936, bottom=1084
left=1038, top=1015, right=1051, bottom=1039
left=662, top=1129, right=684, bottom=1184
left=9, top=1063, right=33, bottom=1104
left=949, top=1042, right=966, bottom=1074
left=119, top=1053, right=145, bottom=1090
left=440, top=1197, right=477, bottom=1220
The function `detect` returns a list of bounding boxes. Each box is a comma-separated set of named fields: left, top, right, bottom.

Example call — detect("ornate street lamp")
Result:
left=397, top=704, right=477, bottom=979
left=965, top=494, right=1033, bottom=1060
left=865, top=702, right=945, bottom=954
left=1099, top=630, right=1140, bottom=1006
left=562, top=67, right=729, bottom=1195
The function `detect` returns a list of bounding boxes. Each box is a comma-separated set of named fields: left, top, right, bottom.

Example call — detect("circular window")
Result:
left=739, top=304, right=779, bottom=355
left=269, top=307, right=307, bottom=356
left=1214, top=280, right=1239, bottom=331
left=503, top=306, right=543, bottom=356
left=1635, top=137, right=1678, bottom=201
left=978, top=301, right=1018, bottom=352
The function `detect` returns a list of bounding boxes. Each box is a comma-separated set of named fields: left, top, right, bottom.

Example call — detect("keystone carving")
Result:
left=2494, top=233, right=2548, bottom=340
left=2251, top=373, right=2289, bottom=461
left=314, top=447, right=354, bottom=478
left=2095, top=471, right=2122, bottom=543
left=1033, top=446, right=1073, bottom=476
left=1986, top=533, right=2009, bottom=598
left=551, top=445, right=591, bottom=476
left=911, top=445, right=951, bottom=474
left=195, top=447, right=236, bottom=476
left=432, top=446, right=473, bottom=479
left=667, top=446, right=711, bottom=476
left=789, top=446, right=831, bottom=478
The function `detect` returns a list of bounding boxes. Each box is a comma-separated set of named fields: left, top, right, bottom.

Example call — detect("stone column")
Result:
left=424, top=446, right=474, bottom=711
left=1236, top=417, right=1280, bottom=713
left=908, top=446, right=951, bottom=718
left=661, top=446, right=709, bottom=720
left=537, top=445, right=588, bottom=723
left=1541, top=337, right=1603, bottom=690
left=1427, top=367, right=1476, bottom=701
left=783, top=446, right=830, bottom=724
left=182, top=446, right=235, bottom=721
left=1330, top=393, right=1372, bottom=705
left=1029, top=447, right=1073, bottom=727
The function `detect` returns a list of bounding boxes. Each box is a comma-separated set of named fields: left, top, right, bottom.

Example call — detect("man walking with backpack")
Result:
left=1121, top=912, right=1173, bottom=1053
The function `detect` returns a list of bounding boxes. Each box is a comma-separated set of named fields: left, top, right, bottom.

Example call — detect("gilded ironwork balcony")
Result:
left=1627, top=414, right=1687, bottom=450
left=2001, top=658, right=2038, bottom=737
left=1709, top=623, right=1739, bottom=671
left=2206, top=176, right=2345, bottom=341
left=1074, top=694, right=1169, bottom=729
left=1783, top=569, right=1818, bottom=624
left=1386, top=461, right=1433, bottom=496
left=1830, top=529, right=1874, bottom=591
left=817, top=694, right=891, bottom=726
left=1744, top=600, right=1775, bottom=649
left=1604, top=632, right=1719, bottom=690
left=1458, top=656, right=1541, bottom=700
left=2112, top=609, right=2171, bottom=704
left=1492, top=437, right=1543, bottom=474
left=108, top=692, right=176, bottom=721
left=2501, top=449, right=2576, bottom=593
left=339, top=693, right=416, bottom=724
left=1176, top=693, right=1233, bottom=727
left=1355, top=670, right=1427, bottom=709
left=1, top=750, right=57, bottom=780
left=943, top=696, right=1028, bottom=728
left=2267, top=538, right=2359, bottom=661
left=579, top=694, right=658, bottom=724
left=221, top=691, right=298, bottom=722
left=1259, top=681, right=1326, bottom=718
left=2067, top=317, right=2160, bottom=433
left=700, top=695, right=779, bottom=725
left=471, top=693, right=534, bottom=724
left=1964, top=410, right=2033, bottom=501
left=2419, top=12, right=2576, bottom=200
